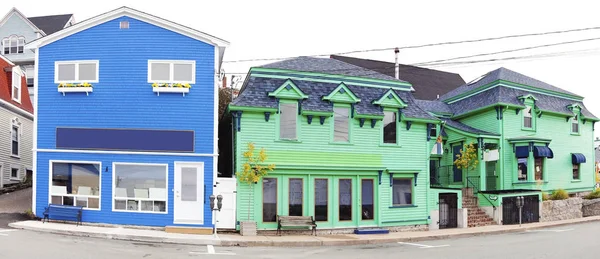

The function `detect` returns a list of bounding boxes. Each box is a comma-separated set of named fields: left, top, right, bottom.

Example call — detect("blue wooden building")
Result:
left=27, top=7, right=229, bottom=228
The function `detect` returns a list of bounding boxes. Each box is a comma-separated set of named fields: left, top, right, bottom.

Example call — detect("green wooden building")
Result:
left=229, top=57, right=444, bottom=231
left=419, top=67, right=599, bottom=225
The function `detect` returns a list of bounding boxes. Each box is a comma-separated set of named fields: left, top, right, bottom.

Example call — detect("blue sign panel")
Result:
left=56, top=128, right=194, bottom=152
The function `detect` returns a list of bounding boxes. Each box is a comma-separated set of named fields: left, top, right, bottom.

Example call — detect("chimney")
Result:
left=222, top=76, right=227, bottom=88
left=394, top=47, right=400, bottom=79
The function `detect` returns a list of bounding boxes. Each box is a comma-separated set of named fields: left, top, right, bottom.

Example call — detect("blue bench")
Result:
left=43, top=204, right=83, bottom=226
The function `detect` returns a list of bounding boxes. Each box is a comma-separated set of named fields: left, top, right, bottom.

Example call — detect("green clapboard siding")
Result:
left=501, top=108, right=595, bottom=193
left=235, top=110, right=431, bottom=230
left=458, top=109, right=500, bottom=135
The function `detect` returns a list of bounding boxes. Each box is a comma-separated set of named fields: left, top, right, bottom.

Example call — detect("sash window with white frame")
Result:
left=572, top=115, right=579, bottom=133
left=523, top=106, right=533, bottom=128
left=148, top=60, right=195, bottom=84
left=55, top=61, right=99, bottom=83
left=51, top=162, right=101, bottom=209
left=12, top=67, right=21, bottom=103
left=114, top=163, right=167, bottom=213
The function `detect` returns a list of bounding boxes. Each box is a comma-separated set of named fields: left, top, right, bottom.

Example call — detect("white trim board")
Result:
left=36, top=148, right=218, bottom=157
left=25, top=6, right=229, bottom=50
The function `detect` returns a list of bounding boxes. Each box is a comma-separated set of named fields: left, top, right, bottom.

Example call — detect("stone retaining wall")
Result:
left=582, top=199, right=600, bottom=217
left=541, top=198, right=582, bottom=222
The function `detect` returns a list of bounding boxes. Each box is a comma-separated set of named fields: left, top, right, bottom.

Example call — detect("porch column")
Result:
left=479, top=153, right=486, bottom=191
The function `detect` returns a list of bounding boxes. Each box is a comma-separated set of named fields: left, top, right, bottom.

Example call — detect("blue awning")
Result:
left=533, top=146, right=554, bottom=158
left=515, top=146, right=529, bottom=158
left=572, top=153, right=586, bottom=164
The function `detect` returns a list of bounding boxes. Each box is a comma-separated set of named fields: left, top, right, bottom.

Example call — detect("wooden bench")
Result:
left=277, top=215, right=317, bottom=236
left=43, top=204, right=84, bottom=226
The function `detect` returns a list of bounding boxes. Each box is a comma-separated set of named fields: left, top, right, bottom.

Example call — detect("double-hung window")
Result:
left=383, top=111, right=397, bottom=144
left=11, top=125, right=18, bottom=156
left=2, top=35, right=25, bottom=55
left=148, top=60, right=195, bottom=84
left=333, top=107, right=349, bottom=142
left=12, top=67, right=21, bottom=103
left=279, top=103, right=297, bottom=140
left=572, top=115, right=579, bottom=134
left=392, top=178, right=412, bottom=206
left=114, top=163, right=167, bottom=213
left=523, top=106, right=533, bottom=129
left=10, top=167, right=19, bottom=179
left=51, top=162, right=101, bottom=209
left=55, top=61, right=99, bottom=83
left=573, top=164, right=580, bottom=180
left=534, top=158, right=544, bottom=181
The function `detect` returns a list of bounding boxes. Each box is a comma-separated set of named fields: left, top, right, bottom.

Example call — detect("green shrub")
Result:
left=550, top=189, right=569, bottom=200
left=584, top=189, right=600, bottom=200
left=541, top=192, right=551, bottom=201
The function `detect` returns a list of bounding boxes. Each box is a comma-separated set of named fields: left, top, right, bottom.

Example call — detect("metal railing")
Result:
left=430, top=165, right=454, bottom=188
left=466, top=176, right=496, bottom=209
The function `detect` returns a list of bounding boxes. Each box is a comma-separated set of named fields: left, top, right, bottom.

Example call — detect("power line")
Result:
left=412, top=37, right=600, bottom=66
left=222, top=36, right=600, bottom=76
left=222, top=25, right=600, bottom=63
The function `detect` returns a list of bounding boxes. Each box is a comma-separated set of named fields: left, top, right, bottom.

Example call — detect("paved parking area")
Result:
left=0, top=187, right=31, bottom=227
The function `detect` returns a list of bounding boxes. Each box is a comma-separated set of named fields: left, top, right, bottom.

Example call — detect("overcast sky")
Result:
left=7, top=0, right=600, bottom=139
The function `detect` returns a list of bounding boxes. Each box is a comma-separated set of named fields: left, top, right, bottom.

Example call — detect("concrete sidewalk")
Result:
left=9, top=216, right=600, bottom=247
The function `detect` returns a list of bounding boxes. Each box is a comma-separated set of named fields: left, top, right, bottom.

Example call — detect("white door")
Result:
left=214, top=177, right=237, bottom=229
left=174, top=162, right=204, bottom=225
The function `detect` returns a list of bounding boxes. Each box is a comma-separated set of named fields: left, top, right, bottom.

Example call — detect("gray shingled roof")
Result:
left=28, top=14, right=73, bottom=35
left=232, top=76, right=437, bottom=120
left=331, top=55, right=466, bottom=100
left=442, top=119, right=499, bottom=136
left=415, top=100, right=452, bottom=114
left=260, top=56, right=407, bottom=82
left=441, top=67, right=582, bottom=100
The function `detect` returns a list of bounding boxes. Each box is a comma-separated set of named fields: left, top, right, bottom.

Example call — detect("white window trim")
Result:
left=147, top=60, right=196, bottom=84
left=2, top=35, right=25, bottom=55
left=10, top=119, right=20, bottom=157
left=12, top=67, right=22, bottom=103
left=54, top=60, right=100, bottom=84
left=48, top=160, right=102, bottom=211
left=572, top=115, right=580, bottom=133
left=10, top=166, right=20, bottom=180
left=112, top=162, right=169, bottom=214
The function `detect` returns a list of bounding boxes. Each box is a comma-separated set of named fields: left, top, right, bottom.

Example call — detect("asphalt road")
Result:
left=0, top=221, right=598, bottom=258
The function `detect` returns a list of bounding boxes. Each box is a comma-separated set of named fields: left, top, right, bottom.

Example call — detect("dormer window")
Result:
left=11, top=67, right=21, bottom=103
left=333, top=107, right=350, bottom=142
left=2, top=35, right=25, bottom=55
left=572, top=115, right=579, bottom=134
left=523, top=106, right=533, bottom=128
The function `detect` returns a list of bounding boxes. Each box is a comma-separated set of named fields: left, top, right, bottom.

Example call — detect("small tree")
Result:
left=237, top=142, right=275, bottom=221
left=453, top=142, right=479, bottom=184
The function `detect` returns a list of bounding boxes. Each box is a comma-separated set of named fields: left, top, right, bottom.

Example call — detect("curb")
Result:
left=10, top=217, right=600, bottom=247
left=8, top=222, right=221, bottom=246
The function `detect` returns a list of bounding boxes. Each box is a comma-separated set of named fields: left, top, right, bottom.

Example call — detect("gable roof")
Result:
left=0, top=54, right=34, bottom=117
left=261, top=56, right=407, bottom=82
left=441, top=67, right=582, bottom=101
left=27, top=14, right=73, bottom=35
left=330, top=55, right=466, bottom=100
left=0, top=7, right=46, bottom=35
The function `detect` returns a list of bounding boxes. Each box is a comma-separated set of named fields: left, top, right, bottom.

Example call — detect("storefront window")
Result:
left=314, top=179, right=328, bottom=221
left=51, top=162, right=100, bottom=209
left=361, top=179, right=374, bottom=220
left=288, top=178, right=303, bottom=216
left=338, top=179, right=352, bottom=221
left=114, top=163, right=167, bottom=213
left=262, top=178, right=277, bottom=222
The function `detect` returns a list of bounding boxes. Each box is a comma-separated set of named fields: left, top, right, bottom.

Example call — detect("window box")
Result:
left=152, top=83, right=191, bottom=96
left=57, top=83, right=93, bottom=96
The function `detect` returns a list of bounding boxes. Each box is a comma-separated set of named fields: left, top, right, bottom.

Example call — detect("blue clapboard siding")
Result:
left=56, top=128, right=195, bottom=152
left=37, top=16, right=215, bottom=153
left=35, top=15, right=217, bottom=227
left=36, top=152, right=214, bottom=227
